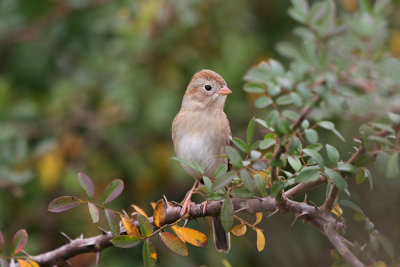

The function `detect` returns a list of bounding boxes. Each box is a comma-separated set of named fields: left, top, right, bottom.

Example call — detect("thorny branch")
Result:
left=29, top=193, right=365, bottom=267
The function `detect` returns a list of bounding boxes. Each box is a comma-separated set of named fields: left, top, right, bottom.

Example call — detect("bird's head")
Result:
left=181, top=69, right=232, bottom=111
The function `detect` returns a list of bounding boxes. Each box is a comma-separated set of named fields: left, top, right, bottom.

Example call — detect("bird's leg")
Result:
left=180, top=180, right=199, bottom=216
left=201, top=200, right=208, bottom=215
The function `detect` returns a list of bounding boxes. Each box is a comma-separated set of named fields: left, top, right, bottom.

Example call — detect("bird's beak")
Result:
left=217, top=86, right=232, bottom=96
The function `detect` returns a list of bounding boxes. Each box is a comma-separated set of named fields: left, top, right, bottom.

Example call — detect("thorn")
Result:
left=21, top=249, right=31, bottom=257
left=291, top=212, right=309, bottom=226
left=234, top=207, right=247, bottom=213
left=80, top=234, right=84, bottom=239
left=171, top=201, right=182, bottom=207
left=309, top=200, right=318, bottom=208
left=268, top=208, right=279, bottom=218
left=122, top=209, right=129, bottom=217
left=66, top=260, right=72, bottom=266
left=183, top=218, right=189, bottom=227
left=61, top=232, right=72, bottom=242
left=163, top=195, right=170, bottom=207
left=303, top=194, right=307, bottom=204
left=96, top=252, right=100, bottom=266
left=98, top=227, right=108, bottom=235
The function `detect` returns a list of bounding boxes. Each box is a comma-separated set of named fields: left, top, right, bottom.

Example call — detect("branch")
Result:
left=30, top=195, right=365, bottom=267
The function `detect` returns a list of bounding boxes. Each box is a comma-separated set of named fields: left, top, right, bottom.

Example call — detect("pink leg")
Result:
left=180, top=180, right=199, bottom=216
left=201, top=200, right=208, bottom=215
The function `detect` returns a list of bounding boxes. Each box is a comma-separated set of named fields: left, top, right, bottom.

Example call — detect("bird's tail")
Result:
left=212, top=216, right=230, bottom=252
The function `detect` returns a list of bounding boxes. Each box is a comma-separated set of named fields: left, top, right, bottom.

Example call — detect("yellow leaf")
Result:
left=173, top=227, right=208, bottom=247
left=171, top=225, right=185, bottom=242
left=331, top=204, right=343, bottom=218
left=121, top=216, right=141, bottom=238
left=341, top=0, right=357, bottom=12
left=37, top=148, right=65, bottom=190
left=231, top=224, right=247, bottom=236
left=28, top=260, right=40, bottom=267
left=153, top=199, right=167, bottom=227
left=390, top=31, right=400, bottom=57
left=17, top=259, right=31, bottom=267
left=131, top=204, right=148, bottom=218
left=369, top=261, right=387, bottom=267
left=256, top=229, right=265, bottom=252
left=254, top=212, right=263, bottom=225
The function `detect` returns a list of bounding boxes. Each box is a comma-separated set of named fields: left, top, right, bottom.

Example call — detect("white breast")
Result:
left=176, top=131, right=226, bottom=178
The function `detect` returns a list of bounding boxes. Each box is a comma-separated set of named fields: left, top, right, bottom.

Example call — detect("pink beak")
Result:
left=217, top=86, right=232, bottom=96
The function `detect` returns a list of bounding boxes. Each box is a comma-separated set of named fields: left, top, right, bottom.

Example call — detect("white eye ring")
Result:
left=204, top=85, right=212, bottom=91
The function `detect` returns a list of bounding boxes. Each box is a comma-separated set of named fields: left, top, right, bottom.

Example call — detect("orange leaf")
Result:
left=132, top=204, right=148, bottom=218
left=256, top=229, right=265, bottom=252
left=28, top=260, right=40, bottom=267
left=331, top=204, right=343, bottom=218
left=121, top=216, right=141, bottom=238
left=160, top=232, right=188, bottom=256
left=150, top=202, right=156, bottom=209
left=369, top=261, right=387, bottom=267
left=173, top=227, right=208, bottom=247
left=254, top=212, right=263, bottom=225
left=153, top=199, right=167, bottom=227
left=231, top=224, right=247, bottom=236
left=18, top=259, right=31, bottom=267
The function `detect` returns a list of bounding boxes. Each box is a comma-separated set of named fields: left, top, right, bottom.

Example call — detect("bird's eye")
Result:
left=204, top=85, right=212, bottom=91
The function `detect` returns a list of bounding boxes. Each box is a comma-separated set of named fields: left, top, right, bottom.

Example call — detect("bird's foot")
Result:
left=201, top=200, right=208, bottom=215
left=180, top=180, right=199, bottom=217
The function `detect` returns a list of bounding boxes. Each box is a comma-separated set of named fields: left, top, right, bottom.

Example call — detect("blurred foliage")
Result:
left=0, top=0, right=400, bottom=266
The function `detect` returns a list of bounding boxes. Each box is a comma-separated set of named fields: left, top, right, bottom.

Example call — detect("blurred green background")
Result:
left=1, top=0, right=400, bottom=266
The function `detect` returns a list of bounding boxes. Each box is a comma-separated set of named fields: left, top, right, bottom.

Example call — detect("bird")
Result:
left=172, top=69, right=232, bottom=252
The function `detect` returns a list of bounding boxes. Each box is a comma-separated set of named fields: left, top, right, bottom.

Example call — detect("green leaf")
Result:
left=388, top=112, right=400, bottom=124
left=259, top=139, right=275, bottom=150
left=105, top=210, right=120, bottom=237
left=240, top=169, right=254, bottom=192
left=289, top=137, right=302, bottom=154
left=221, top=198, right=234, bottom=232
left=386, top=153, right=399, bottom=179
left=368, top=135, right=393, bottom=146
left=325, top=168, right=347, bottom=191
left=337, top=163, right=356, bottom=173
left=356, top=167, right=373, bottom=190
left=160, top=232, right=188, bottom=256
left=10, top=229, right=28, bottom=256
left=231, top=188, right=255, bottom=198
left=48, top=196, right=82, bottom=213
left=226, top=147, right=242, bottom=168
left=254, top=174, right=268, bottom=197
left=282, top=110, right=299, bottom=121
left=172, top=157, right=199, bottom=174
left=304, top=129, right=318, bottom=144
left=255, top=96, right=272, bottom=108
left=270, top=181, right=284, bottom=197
left=276, top=95, right=293, bottom=105
left=103, top=179, right=124, bottom=204
left=111, top=235, right=141, bottom=248
left=247, top=117, right=255, bottom=146
left=0, top=258, right=8, bottom=267
left=326, top=144, right=340, bottom=167
left=137, top=214, right=152, bottom=237
left=244, top=82, right=265, bottom=93
left=266, top=110, right=279, bottom=127
left=318, top=121, right=345, bottom=141
left=77, top=172, right=95, bottom=199
left=88, top=202, right=99, bottom=223
left=192, top=160, right=204, bottom=174
left=143, top=239, right=157, bottom=267
left=212, top=171, right=236, bottom=191
left=303, top=148, right=324, bottom=167
left=370, top=122, right=395, bottom=133
left=215, top=164, right=228, bottom=178
left=255, top=119, right=273, bottom=130
left=339, top=200, right=365, bottom=215
left=276, top=118, right=291, bottom=136
left=232, top=137, right=248, bottom=153
left=295, top=168, right=320, bottom=183
left=288, top=156, right=302, bottom=171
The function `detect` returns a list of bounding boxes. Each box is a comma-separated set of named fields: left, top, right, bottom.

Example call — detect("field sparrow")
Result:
left=172, top=69, right=232, bottom=252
